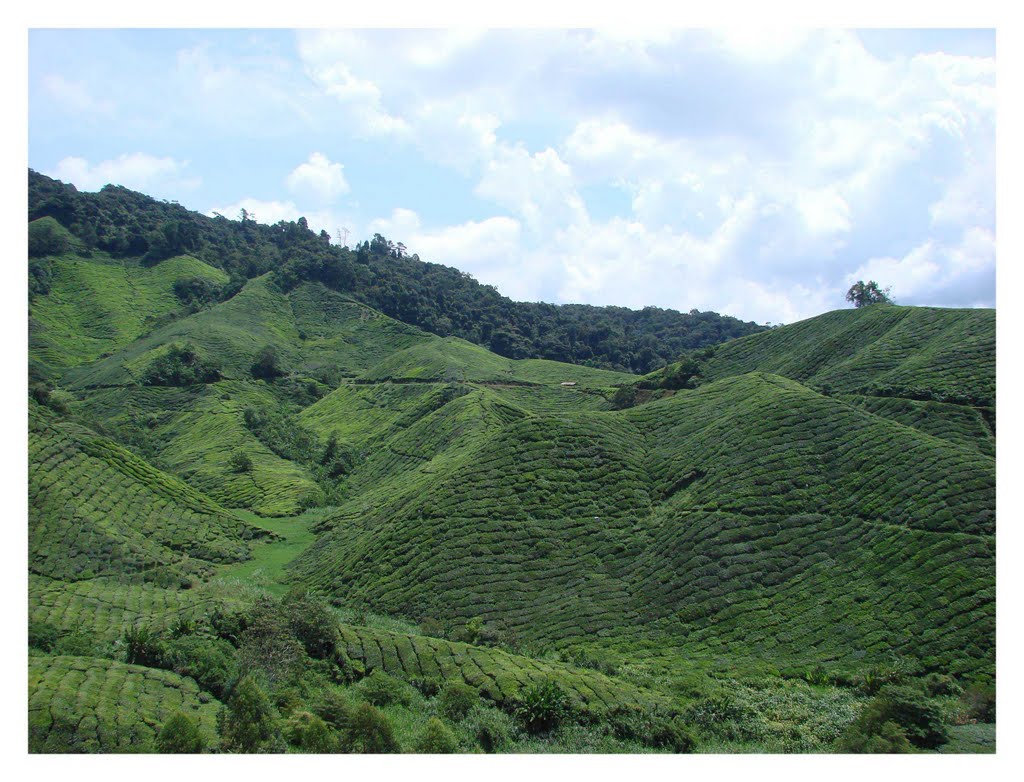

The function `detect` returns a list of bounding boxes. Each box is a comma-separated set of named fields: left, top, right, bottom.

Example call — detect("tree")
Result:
left=414, top=717, right=458, bottom=753
left=846, top=280, right=893, bottom=308
left=156, top=711, right=207, bottom=753
left=250, top=346, right=285, bottom=380
left=218, top=675, right=278, bottom=752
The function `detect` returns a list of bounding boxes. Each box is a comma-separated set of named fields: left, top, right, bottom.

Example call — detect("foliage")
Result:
left=414, top=716, right=459, bottom=753
left=123, top=625, right=164, bottom=667
left=29, top=620, right=61, bottom=652
left=839, top=685, right=948, bottom=751
left=836, top=718, right=913, bottom=753
left=282, top=590, right=341, bottom=660
left=960, top=683, right=996, bottom=723
left=513, top=680, right=573, bottom=736
left=846, top=280, right=893, bottom=308
left=173, top=276, right=224, bottom=309
left=141, top=343, right=222, bottom=386
left=29, top=216, right=71, bottom=258
left=156, top=711, right=207, bottom=753
left=158, top=634, right=237, bottom=699
left=340, top=702, right=400, bottom=753
left=606, top=704, right=696, bottom=752
left=229, top=450, right=253, bottom=473
left=437, top=682, right=480, bottom=722
left=284, top=710, right=338, bottom=753
left=218, top=676, right=278, bottom=752
left=462, top=704, right=518, bottom=753
left=29, top=170, right=765, bottom=375
left=354, top=669, right=417, bottom=708
left=251, top=345, right=285, bottom=381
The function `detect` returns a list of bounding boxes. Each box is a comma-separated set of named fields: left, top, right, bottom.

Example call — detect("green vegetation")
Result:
left=26, top=172, right=994, bottom=754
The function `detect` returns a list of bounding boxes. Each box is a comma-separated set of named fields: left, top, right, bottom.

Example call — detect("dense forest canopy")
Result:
left=28, top=170, right=766, bottom=374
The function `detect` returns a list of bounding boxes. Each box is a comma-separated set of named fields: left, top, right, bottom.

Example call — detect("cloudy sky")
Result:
left=28, top=28, right=995, bottom=324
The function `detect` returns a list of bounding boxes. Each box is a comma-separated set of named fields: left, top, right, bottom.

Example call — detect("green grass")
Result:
left=218, top=509, right=322, bottom=595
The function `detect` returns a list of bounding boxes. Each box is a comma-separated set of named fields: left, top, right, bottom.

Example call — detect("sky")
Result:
left=27, top=27, right=996, bottom=325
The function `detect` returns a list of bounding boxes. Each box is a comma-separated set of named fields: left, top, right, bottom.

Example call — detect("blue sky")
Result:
left=28, top=28, right=995, bottom=324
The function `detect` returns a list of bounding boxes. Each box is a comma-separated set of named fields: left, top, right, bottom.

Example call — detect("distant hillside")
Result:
left=29, top=169, right=766, bottom=374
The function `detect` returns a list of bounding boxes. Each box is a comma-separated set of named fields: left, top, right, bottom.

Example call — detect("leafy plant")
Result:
left=156, top=711, right=207, bottom=753
left=513, top=680, right=573, bottom=736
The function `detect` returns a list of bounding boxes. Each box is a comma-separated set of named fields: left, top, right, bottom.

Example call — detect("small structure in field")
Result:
left=560, top=381, right=577, bottom=387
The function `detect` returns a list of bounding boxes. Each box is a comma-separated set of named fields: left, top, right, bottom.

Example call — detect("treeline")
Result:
left=29, top=170, right=766, bottom=374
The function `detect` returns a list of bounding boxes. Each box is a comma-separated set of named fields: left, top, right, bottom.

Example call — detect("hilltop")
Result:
left=26, top=174, right=995, bottom=754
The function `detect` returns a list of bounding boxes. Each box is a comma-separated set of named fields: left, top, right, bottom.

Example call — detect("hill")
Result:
left=29, top=169, right=766, bottom=374
left=26, top=173, right=995, bottom=754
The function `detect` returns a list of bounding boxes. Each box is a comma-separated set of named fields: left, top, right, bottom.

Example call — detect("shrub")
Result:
left=513, top=680, right=573, bottom=735
left=283, top=590, right=341, bottom=660
left=651, top=717, right=698, bottom=753
left=354, top=669, right=416, bottom=708
left=923, top=673, right=962, bottom=698
left=341, top=702, right=400, bottom=753
left=961, top=683, right=995, bottom=723
left=607, top=704, right=697, bottom=752
left=251, top=346, right=285, bottom=380
left=463, top=704, right=517, bottom=753
left=123, top=625, right=164, bottom=667
left=836, top=718, right=913, bottom=754
left=29, top=217, right=70, bottom=258
left=414, top=716, right=458, bottom=753
left=437, top=682, right=479, bottom=722
left=29, top=620, right=60, bottom=652
left=837, top=685, right=947, bottom=752
left=141, top=343, right=222, bottom=386
left=158, top=635, right=237, bottom=698
left=218, top=675, right=278, bottom=753
left=312, top=688, right=353, bottom=731
left=229, top=451, right=254, bottom=473
left=156, top=711, right=206, bottom=753
left=285, top=711, right=338, bottom=753
left=173, top=276, right=223, bottom=308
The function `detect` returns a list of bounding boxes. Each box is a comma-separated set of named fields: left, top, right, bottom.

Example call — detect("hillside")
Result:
left=26, top=181, right=995, bottom=754
left=29, top=169, right=766, bottom=375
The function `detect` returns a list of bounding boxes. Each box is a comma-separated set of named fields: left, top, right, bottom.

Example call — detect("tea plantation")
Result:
left=27, top=219, right=995, bottom=753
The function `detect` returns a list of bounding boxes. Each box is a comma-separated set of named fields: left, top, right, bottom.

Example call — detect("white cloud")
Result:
left=47, top=153, right=199, bottom=194
left=475, top=146, right=587, bottom=235
left=207, top=197, right=353, bottom=246
left=286, top=153, right=350, bottom=202
left=366, top=208, right=524, bottom=292
left=847, top=226, right=995, bottom=309
left=41, top=74, right=114, bottom=115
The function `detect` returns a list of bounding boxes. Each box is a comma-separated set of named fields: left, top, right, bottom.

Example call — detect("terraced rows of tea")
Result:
left=700, top=305, right=995, bottom=405
left=836, top=394, right=994, bottom=457
left=27, top=241, right=996, bottom=755
left=28, top=655, right=219, bottom=753
left=29, top=252, right=228, bottom=372
left=29, top=410, right=265, bottom=581
left=63, top=276, right=432, bottom=389
left=74, top=381, right=322, bottom=516
left=336, top=624, right=669, bottom=713
left=29, top=576, right=228, bottom=641
left=293, top=370, right=993, bottom=675
left=627, top=511, right=993, bottom=676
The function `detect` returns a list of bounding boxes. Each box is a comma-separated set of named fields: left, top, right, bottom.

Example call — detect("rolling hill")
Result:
left=26, top=178, right=996, bottom=753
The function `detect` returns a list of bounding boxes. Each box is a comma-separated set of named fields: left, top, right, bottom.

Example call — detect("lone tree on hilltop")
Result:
left=846, top=280, right=893, bottom=308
